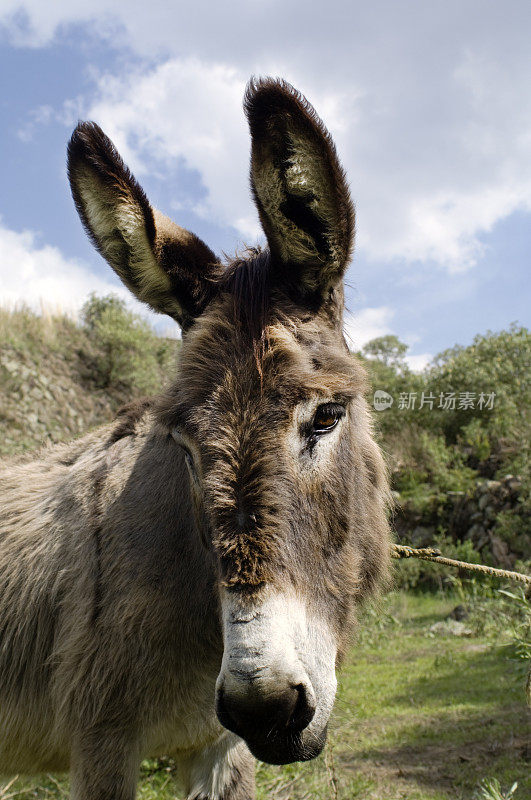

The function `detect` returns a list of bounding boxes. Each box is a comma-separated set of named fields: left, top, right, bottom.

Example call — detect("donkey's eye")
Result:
left=312, top=403, right=345, bottom=434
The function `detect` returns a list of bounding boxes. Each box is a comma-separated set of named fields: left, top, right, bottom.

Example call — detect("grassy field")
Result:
left=1, top=591, right=528, bottom=800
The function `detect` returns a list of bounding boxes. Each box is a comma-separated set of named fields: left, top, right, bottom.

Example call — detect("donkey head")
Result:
left=68, top=78, right=391, bottom=765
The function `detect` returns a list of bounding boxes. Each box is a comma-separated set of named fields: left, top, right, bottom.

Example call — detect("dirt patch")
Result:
left=337, top=721, right=530, bottom=799
left=462, top=642, right=490, bottom=653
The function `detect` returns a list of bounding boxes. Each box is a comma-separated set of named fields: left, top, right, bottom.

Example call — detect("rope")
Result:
left=391, top=543, right=531, bottom=586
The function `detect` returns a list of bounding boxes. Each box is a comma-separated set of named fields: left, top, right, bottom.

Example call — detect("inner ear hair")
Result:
left=244, top=78, right=355, bottom=298
left=68, top=122, right=217, bottom=328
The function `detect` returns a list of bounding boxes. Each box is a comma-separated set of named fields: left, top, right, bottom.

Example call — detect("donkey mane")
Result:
left=215, top=247, right=272, bottom=349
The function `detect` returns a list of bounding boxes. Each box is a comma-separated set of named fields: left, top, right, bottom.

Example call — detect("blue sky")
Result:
left=0, top=1, right=529, bottom=368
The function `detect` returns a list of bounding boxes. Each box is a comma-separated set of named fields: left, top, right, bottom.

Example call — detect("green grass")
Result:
left=256, top=591, right=530, bottom=799
left=1, top=592, right=528, bottom=800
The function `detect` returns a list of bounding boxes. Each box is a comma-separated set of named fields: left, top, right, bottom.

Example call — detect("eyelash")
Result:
left=311, top=403, right=346, bottom=435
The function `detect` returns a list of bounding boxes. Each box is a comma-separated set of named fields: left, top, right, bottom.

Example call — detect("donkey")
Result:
left=0, top=78, right=391, bottom=799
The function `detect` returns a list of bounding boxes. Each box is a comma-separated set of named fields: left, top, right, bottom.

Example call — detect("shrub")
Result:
left=393, top=532, right=484, bottom=591
left=80, top=293, right=179, bottom=395
left=475, top=778, right=519, bottom=800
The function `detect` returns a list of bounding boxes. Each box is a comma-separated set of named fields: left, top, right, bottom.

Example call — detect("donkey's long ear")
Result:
left=68, top=122, right=217, bottom=329
left=245, top=78, right=354, bottom=302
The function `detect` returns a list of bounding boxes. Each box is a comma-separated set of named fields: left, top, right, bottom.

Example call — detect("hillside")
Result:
left=1, top=299, right=529, bottom=582
left=0, top=297, right=179, bottom=458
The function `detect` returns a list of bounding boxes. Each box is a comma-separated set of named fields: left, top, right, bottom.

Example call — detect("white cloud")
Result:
left=343, top=307, right=394, bottom=350
left=79, top=59, right=262, bottom=240
left=0, top=0, right=120, bottom=47
left=57, top=58, right=347, bottom=245
left=0, top=223, right=121, bottom=312
left=3, top=1, right=531, bottom=272
left=17, top=104, right=53, bottom=142
left=344, top=308, right=432, bottom=370
left=0, top=221, right=174, bottom=332
left=404, top=353, right=433, bottom=372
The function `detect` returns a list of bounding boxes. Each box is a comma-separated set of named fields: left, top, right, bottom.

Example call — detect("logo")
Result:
left=373, top=390, right=394, bottom=411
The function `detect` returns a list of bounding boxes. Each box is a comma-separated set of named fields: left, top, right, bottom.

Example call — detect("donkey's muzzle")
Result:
left=215, top=680, right=319, bottom=764
left=216, top=588, right=337, bottom=763
left=216, top=680, right=315, bottom=735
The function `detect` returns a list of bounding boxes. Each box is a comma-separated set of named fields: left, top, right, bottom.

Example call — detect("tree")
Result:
left=362, top=335, right=409, bottom=369
left=80, top=293, right=178, bottom=393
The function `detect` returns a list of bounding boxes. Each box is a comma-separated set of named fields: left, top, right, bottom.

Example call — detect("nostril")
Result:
left=288, top=682, right=316, bottom=732
left=216, top=680, right=316, bottom=739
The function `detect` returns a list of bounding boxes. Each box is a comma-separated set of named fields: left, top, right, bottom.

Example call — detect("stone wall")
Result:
left=394, top=475, right=528, bottom=568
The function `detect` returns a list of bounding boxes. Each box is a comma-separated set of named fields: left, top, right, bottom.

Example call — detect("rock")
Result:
left=476, top=532, right=490, bottom=550
left=478, top=494, right=490, bottom=510
left=489, top=534, right=513, bottom=569
left=448, top=604, right=470, bottom=621
left=429, top=619, right=473, bottom=637
left=466, top=523, right=486, bottom=541
left=1, top=359, right=20, bottom=374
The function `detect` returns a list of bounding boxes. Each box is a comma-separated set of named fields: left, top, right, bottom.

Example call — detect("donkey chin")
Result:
left=215, top=588, right=337, bottom=764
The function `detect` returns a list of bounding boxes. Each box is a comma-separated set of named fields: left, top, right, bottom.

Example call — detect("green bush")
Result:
left=80, top=294, right=178, bottom=395
left=393, top=430, right=476, bottom=497
left=426, top=323, right=530, bottom=445
left=394, top=533, right=484, bottom=591
left=357, top=325, right=530, bottom=581
left=460, top=417, right=492, bottom=463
